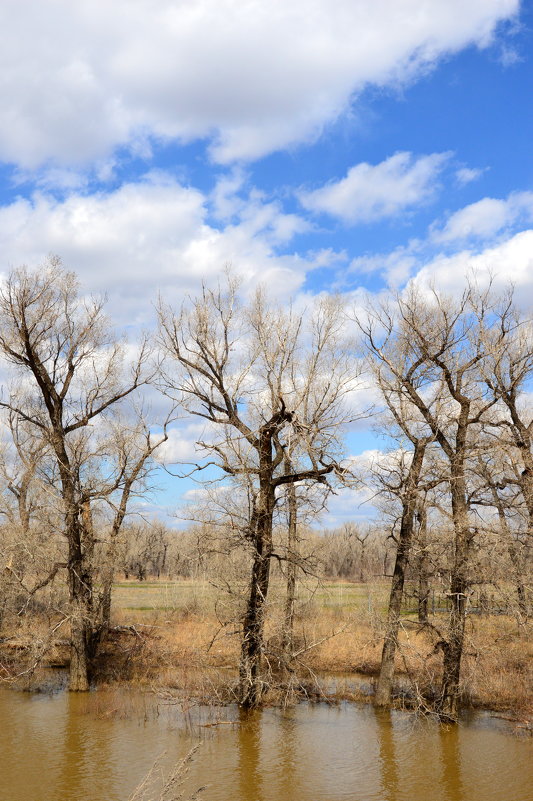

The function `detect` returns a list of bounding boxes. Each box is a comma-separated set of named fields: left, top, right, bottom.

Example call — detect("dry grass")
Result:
left=127, top=744, right=206, bottom=801
left=460, top=616, right=533, bottom=718
left=1, top=578, right=531, bottom=720
left=101, top=580, right=532, bottom=718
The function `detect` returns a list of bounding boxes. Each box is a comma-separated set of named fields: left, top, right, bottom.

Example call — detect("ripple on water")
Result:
left=0, top=691, right=531, bottom=801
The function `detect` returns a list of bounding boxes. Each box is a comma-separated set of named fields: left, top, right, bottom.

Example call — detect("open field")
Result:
left=1, top=577, right=530, bottom=720
left=111, top=578, right=388, bottom=614
left=105, top=578, right=532, bottom=719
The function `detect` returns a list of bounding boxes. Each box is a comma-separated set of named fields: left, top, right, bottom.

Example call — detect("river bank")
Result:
left=1, top=579, right=531, bottom=723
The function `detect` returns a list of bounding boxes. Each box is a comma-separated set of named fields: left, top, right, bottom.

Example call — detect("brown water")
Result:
left=0, top=689, right=531, bottom=801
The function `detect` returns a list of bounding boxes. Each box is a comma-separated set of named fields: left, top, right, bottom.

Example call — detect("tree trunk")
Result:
left=507, top=536, right=528, bottom=620
left=97, top=516, right=123, bottom=636
left=67, top=533, right=93, bottom=692
left=416, top=503, right=430, bottom=624
left=375, top=440, right=426, bottom=706
left=281, top=472, right=297, bottom=675
left=239, top=478, right=275, bottom=709
left=59, top=464, right=94, bottom=692
left=239, top=547, right=271, bottom=708
left=437, top=446, right=470, bottom=720
left=438, top=574, right=467, bottom=719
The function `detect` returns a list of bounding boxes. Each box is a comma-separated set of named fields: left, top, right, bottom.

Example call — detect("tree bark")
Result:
left=437, top=444, right=470, bottom=719
left=67, top=522, right=93, bottom=692
left=239, top=444, right=276, bottom=708
left=53, top=431, right=100, bottom=691
left=239, top=508, right=274, bottom=707
left=57, top=451, right=94, bottom=691
left=375, top=440, right=427, bottom=706
left=281, top=467, right=297, bottom=675
left=416, top=503, right=430, bottom=624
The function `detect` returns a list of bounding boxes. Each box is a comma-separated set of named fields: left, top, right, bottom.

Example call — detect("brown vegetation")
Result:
left=2, top=578, right=530, bottom=721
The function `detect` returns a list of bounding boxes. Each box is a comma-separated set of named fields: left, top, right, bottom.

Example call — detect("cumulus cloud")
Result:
left=320, top=484, right=378, bottom=527
left=155, top=424, right=212, bottom=466
left=311, top=448, right=396, bottom=525
left=299, top=152, right=449, bottom=224
left=411, top=229, right=533, bottom=305
left=433, top=191, right=533, bottom=242
left=0, top=172, right=314, bottom=324
left=0, top=0, right=518, bottom=168
left=348, top=242, right=421, bottom=287
left=343, top=191, right=533, bottom=291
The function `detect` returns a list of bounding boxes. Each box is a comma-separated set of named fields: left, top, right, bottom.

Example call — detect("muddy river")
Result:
left=0, top=689, right=531, bottom=800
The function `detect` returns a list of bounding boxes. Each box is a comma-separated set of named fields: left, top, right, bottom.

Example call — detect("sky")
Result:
left=0, top=0, right=531, bottom=526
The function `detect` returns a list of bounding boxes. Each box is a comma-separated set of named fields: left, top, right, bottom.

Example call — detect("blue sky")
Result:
left=0, top=0, right=531, bottom=525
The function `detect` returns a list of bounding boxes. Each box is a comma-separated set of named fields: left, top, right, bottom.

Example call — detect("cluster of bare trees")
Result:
left=0, top=261, right=530, bottom=718
left=359, top=283, right=532, bottom=718
left=320, top=523, right=387, bottom=581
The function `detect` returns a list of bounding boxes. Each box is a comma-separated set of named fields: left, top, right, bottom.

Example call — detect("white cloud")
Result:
left=455, top=166, right=484, bottom=186
left=411, top=229, right=533, bottom=306
left=299, top=152, right=449, bottom=224
left=498, top=44, right=522, bottom=66
left=311, top=448, right=398, bottom=525
left=156, top=424, right=209, bottom=465
left=0, top=0, right=518, bottom=168
left=210, top=168, right=249, bottom=222
left=342, top=191, right=533, bottom=294
left=433, top=191, right=533, bottom=242
left=0, top=173, right=314, bottom=325
left=320, top=484, right=378, bottom=527
left=348, top=241, right=421, bottom=287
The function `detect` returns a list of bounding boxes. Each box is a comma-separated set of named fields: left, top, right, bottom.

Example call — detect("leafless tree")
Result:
left=158, top=279, right=357, bottom=707
left=358, top=283, right=509, bottom=718
left=482, top=301, right=533, bottom=539
left=89, top=415, right=169, bottom=639
left=0, top=260, right=155, bottom=690
left=0, top=417, right=67, bottom=631
left=471, top=438, right=530, bottom=619
left=318, top=522, right=386, bottom=581
left=359, top=307, right=445, bottom=705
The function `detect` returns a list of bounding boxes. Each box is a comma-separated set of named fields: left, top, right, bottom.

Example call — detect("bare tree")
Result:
left=472, top=439, right=530, bottom=619
left=414, top=491, right=432, bottom=623
left=89, top=415, right=169, bottom=639
left=377, top=443, right=435, bottom=705
left=158, top=280, right=356, bottom=707
left=483, top=303, right=533, bottom=538
left=278, top=453, right=298, bottom=674
left=0, top=416, right=67, bottom=629
left=359, top=284, right=506, bottom=718
left=0, top=260, right=153, bottom=690
left=359, top=307, right=444, bottom=705
left=278, top=450, right=329, bottom=675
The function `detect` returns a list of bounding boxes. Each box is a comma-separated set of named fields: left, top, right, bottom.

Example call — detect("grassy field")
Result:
left=2, top=577, right=529, bottom=719
left=107, top=577, right=532, bottom=719
left=112, top=578, right=388, bottom=614
left=112, top=579, right=219, bottom=613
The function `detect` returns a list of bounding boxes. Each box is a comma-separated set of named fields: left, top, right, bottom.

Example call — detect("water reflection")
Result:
left=237, top=709, right=264, bottom=801
left=376, top=709, right=399, bottom=801
left=277, top=711, right=297, bottom=801
left=0, top=691, right=531, bottom=801
left=439, top=725, right=464, bottom=801
left=58, top=698, right=88, bottom=801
